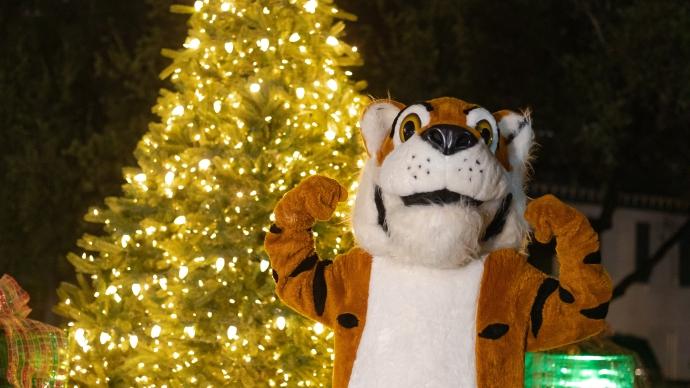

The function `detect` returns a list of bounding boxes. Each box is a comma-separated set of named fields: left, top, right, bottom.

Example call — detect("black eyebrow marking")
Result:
left=389, top=107, right=407, bottom=138
left=419, top=101, right=434, bottom=111
left=495, top=127, right=501, bottom=151
left=463, top=106, right=479, bottom=115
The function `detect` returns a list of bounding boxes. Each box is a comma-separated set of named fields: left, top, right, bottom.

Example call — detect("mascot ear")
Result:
left=360, top=100, right=404, bottom=156
left=493, top=110, right=534, bottom=172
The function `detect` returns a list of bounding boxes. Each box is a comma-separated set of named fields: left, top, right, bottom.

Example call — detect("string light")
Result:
left=258, top=38, right=270, bottom=52
left=226, top=325, right=238, bottom=340
left=165, top=171, right=175, bottom=185
left=198, top=159, right=211, bottom=170
left=295, top=87, right=305, bottom=99
left=215, top=257, right=226, bottom=272
left=171, top=105, right=185, bottom=116
left=99, top=332, right=111, bottom=345
left=185, top=38, right=201, bottom=50
left=74, top=328, right=89, bottom=350
left=304, top=0, right=317, bottom=13
left=120, top=234, right=131, bottom=248
left=326, top=36, right=338, bottom=46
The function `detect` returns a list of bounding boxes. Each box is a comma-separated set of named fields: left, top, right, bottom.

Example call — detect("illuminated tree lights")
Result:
left=56, top=0, right=365, bottom=386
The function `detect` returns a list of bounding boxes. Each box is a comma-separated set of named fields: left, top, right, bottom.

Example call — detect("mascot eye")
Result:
left=399, top=114, right=421, bottom=142
left=476, top=120, right=493, bottom=146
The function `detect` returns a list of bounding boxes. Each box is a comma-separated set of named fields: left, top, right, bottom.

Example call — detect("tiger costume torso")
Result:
left=265, top=97, right=612, bottom=388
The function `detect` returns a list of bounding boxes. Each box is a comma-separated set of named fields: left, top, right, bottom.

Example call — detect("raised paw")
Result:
left=525, top=194, right=583, bottom=243
left=274, top=175, right=348, bottom=229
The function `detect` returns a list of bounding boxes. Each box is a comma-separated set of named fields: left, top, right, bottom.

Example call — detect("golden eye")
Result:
left=399, top=114, right=421, bottom=142
left=476, top=120, right=493, bottom=146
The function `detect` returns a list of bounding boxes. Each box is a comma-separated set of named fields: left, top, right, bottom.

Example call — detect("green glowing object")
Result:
left=525, top=352, right=635, bottom=388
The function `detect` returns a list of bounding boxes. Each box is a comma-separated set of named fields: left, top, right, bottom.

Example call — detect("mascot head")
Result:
left=352, top=97, right=534, bottom=268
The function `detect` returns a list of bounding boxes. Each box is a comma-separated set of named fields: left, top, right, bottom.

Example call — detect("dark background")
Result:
left=1, top=0, right=688, bottom=326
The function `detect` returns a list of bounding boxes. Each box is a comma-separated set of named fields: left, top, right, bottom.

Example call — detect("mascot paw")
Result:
left=525, top=194, right=580, bottom=243
left=275, top=175, right=348, bottom=228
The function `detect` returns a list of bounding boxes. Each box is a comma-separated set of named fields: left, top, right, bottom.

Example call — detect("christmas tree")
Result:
left=55, top=0, right=365, bottom=385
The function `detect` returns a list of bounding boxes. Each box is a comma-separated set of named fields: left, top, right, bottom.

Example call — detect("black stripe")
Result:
left=389, top=109, right=405, bottom=138
left=374, top=185, right=388, bottom=233
left=478, top=323, right=509, bottom=339
left=481, top=193, right=513, bottom=242
left=518, top=118, right=529, bottom=130
left=272, top=269, right=279, bottom=282
left=337, top=313, right=359, bottom=328
left=288, top=253, right=318, bottom=278
left=580, top=301, right=610, bottom=320
left=495, top=127, right=501, bottom=151
left=269, top=224, right=282, bottom=233
left=419, top=101, right=434, bottom=111
left=583, top=251, right=602, bottom=264
left=558, top=286, right=575, bottom=304
left=313, top=259, right=332, bottom=316
left=530, top=278, right=559, bottom=337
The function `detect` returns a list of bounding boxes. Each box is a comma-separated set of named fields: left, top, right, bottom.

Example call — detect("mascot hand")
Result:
left=525, top=194, right=584, bottom=244
left=274, top=175, right=348, bottom=229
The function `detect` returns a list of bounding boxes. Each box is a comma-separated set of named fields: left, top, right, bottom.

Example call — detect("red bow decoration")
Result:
left=0, top=274, right=66, bottom=387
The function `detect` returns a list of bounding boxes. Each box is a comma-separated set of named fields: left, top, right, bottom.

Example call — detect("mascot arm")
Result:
left=264, top=175, right=351, bottom=328
left=523, top=195, right=613, bottom=352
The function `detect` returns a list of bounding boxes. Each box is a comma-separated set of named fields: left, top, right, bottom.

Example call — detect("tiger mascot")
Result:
left=264, top=97, right=612, bottom=388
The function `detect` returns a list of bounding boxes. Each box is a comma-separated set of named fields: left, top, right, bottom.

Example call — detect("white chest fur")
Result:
left=348, top=256, right=485, bottom=388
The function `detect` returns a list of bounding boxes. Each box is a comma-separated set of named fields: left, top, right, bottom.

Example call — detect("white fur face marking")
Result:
left=378, top=136, right=509, bottom=201
left=354, top=98, right=533, bottom=268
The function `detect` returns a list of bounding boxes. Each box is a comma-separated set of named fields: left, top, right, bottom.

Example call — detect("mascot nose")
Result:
left=421, top=124, right=478, bottom=155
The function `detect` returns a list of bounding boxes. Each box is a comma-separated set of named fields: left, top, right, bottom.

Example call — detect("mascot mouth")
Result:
left=400, top=189, right=483, bottom=207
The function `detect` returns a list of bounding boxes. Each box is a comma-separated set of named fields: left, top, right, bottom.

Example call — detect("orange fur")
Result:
left=265, top=176, right=373, bottom=387
left=475, top=196, right=611, bottom=387
left=494, top=136, right=511, bottom=171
